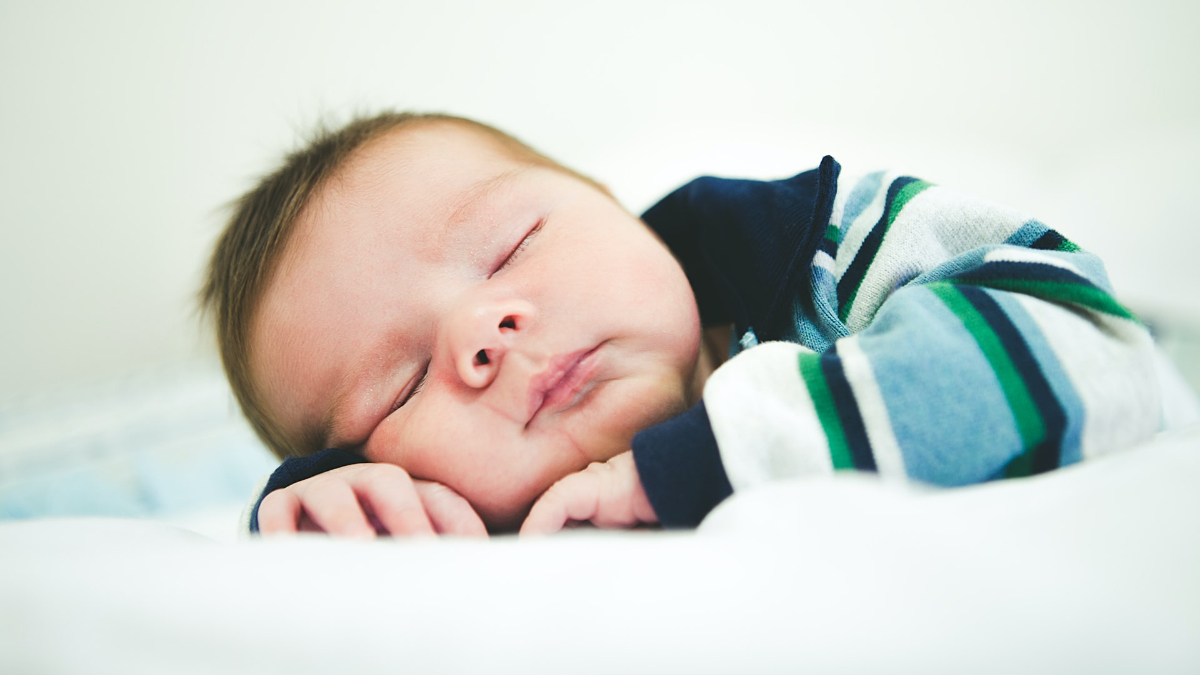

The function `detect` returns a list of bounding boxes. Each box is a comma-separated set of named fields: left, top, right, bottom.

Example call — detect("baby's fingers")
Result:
left=519, top=469, right=602, bottom=536
left=349, top=464, right=436, bottom=537
left=414, top=481, right=488, bottom=537
left=257, top=489, right=302, bottom=535
left=298, top=478, right=377, bottom=538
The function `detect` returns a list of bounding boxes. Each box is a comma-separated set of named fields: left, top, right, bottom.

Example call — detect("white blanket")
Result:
left=2, top=425, right=1198, bottom=675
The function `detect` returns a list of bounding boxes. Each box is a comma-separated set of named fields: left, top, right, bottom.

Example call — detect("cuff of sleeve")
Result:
left=631, top=401, right=733, bottom=529
left=248, top=448, right=371, bottom=533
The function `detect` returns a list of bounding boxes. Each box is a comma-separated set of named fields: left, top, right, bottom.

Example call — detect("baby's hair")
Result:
left=200, top=111, right=606, bottom=460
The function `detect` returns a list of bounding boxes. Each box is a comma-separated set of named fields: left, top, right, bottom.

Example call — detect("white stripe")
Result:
left=984, top=247, right=1083, bottom=275
left=813, top=250, right=835, bottom=274
left=828, top=170, right=879, bottom=233
left=827, top=171, right=849, bottom=231
left=1012, top=295, right=1159, bottom=460
left=836, top=336, right=907, bottom=480
left=239, top=473, right=272, bottom=538
left=834, top=171, right=896, bottom=282
left=704, top=342, right=834, bottom=491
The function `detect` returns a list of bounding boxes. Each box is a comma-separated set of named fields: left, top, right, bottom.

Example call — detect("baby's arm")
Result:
left=256, top=462, right=487, bottom=537
left=706, top=273, right=1157, bottom=486
left=629, top=168, right=1161, bottom=528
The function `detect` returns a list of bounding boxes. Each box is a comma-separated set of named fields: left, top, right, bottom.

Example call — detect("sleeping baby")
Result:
left=201, top=112, right=1162, bottom=537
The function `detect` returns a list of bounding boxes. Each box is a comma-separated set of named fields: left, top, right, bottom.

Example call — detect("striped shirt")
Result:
left=632, top=157, right=1161, bottom=527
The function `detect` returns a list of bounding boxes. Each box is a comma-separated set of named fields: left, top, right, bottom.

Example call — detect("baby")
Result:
left=203, top=112, right=1161, bottom=537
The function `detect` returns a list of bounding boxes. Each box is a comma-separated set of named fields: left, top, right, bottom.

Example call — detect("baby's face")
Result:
left=252, top=123, right=702, bottom=528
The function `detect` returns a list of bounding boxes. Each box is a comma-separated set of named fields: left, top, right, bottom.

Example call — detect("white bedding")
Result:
left=2, top=425, right=1198, bottom=675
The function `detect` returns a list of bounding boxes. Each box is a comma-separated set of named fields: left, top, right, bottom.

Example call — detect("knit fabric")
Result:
left=676, top=163, right=1159, bottom=522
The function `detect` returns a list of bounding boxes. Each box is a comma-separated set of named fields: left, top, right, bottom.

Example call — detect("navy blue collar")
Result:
left=640, top=156, right=840, bottom=342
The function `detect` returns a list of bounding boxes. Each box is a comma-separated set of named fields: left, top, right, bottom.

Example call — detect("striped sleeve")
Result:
left=704, top=173, right=1160, bottom=493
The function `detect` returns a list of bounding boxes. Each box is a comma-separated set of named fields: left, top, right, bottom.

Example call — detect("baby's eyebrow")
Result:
left=447, top=167, right=528, bottom=225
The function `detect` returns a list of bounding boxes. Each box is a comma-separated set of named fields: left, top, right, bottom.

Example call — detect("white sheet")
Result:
left=2, top=425, right=1197, bottom=675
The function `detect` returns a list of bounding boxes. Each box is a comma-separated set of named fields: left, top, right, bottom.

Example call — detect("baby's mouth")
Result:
left=526, top=344, right=603, bottom=426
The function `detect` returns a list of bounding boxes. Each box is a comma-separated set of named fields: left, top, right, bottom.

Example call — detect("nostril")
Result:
left=475, top=350, right=490, bottom=366
left=499, top=316, right=516, bottom=330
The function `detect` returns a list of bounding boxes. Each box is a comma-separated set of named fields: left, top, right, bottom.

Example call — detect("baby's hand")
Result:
left=257, top=463, right=488, bottom=538
left=519, top=451, right=658, bottom=536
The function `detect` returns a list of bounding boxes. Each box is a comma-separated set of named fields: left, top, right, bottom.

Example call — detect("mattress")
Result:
left=2, top=423, right=1198, bottom=674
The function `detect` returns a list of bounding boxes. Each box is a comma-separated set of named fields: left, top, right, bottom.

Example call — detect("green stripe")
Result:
left=840, top=286, right=860, bottom=323
left=825, top=223, right=840, bottom=243
left=928, top=283, right=1046, bottom=453
left=960, top=278, right=1136, bottom=322
left=1056, top=238, right=1080, bottom=253
left=1005, top=446, right=1034, bottom=478
left=839, top=180, right=933, bottom=321
left=798, top=352, right=855, bottom=470
left=887, top=180, right=932, bottom=227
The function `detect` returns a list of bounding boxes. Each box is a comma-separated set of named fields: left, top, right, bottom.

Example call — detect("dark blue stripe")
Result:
left=958, top=286, right=1066, bottom=474
left=819, top=235, right=837, bottom=257
left=836, top=176, right=919, bottom=313
left=820, top=345, right=877, bottom=472
left=1030, top=229, right=1067, bottom=251
left=956, top=260, right=1097, bottom=290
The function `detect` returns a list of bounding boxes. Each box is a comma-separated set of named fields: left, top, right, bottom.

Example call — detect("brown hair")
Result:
left=200, top=111, right=606, bottom=460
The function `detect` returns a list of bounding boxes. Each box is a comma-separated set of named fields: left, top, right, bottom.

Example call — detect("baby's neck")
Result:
left=688, top=323, right=731, bottom=405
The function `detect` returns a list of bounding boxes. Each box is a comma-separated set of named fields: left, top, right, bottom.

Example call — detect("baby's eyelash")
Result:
left=494, top=219, right=543, bottom=274
left=393, top=369, right=428, bottom=411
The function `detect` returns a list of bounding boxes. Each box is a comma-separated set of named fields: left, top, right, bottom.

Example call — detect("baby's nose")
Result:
left=456, top=317, right=512, bottom=389
left=449, top=299, right=536, bottom=389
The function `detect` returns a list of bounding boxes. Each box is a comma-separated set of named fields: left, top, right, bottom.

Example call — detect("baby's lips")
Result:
left=529, top=345, right=602, bottom=422
left=476, top=345, right=598, bottom=426
left=476, top=349, right=549, bottom=424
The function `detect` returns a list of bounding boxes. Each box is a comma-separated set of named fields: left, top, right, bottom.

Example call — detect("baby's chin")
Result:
left=481, top=508, right=531, bottom=534
left=462, top=444, right=624, bottom=533
left=471, top=483, right=550, bottom=533
left=456, top=457, right=571, bottom=533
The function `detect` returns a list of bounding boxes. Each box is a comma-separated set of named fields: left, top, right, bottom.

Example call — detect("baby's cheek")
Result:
left=361, top=421, right=404, bottom=466
left=362, top=406, right=444, bottom=477
left=408, top=432, right=546, bottom=529
left=575, top=375, right=690, bottom=463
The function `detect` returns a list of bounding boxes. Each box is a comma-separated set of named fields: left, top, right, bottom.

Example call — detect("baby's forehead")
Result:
left=333, top=122, right=527, bottom=195
left=304, top=136, right=552, bottom=262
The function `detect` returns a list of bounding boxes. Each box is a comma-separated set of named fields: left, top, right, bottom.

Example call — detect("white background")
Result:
left=2, top=0, right=1198, bottom=400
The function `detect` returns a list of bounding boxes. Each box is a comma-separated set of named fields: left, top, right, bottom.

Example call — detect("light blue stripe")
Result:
left=857, top=286, right=1023, bottom=485
left=839, top=171, right=886, bottom=239
left=1004, top=219, right=1050, bottom=247
left=794, top=266, right=848, bottom=352
left=1050, top=249, right=1116, bottom=294
left=989, top=291, right=1085, bottom=466
left=795, top=314, right=830, bottom=353
left=908, top=247, right=992, bottom=285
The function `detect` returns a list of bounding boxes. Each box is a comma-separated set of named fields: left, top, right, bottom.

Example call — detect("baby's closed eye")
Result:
left=491, top=218, right=544, bottom=276
left=392, top=367, right=428, bottom=412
